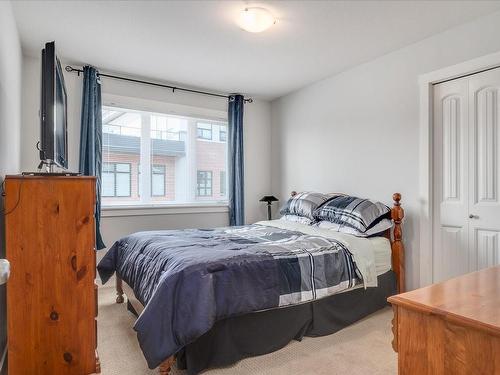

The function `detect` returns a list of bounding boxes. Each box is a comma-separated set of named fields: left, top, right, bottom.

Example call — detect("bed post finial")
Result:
left=391, top=193, right=405, bottom=293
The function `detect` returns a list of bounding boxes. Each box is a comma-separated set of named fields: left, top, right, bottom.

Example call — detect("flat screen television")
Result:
left=39, top=41, right=68, bottom=170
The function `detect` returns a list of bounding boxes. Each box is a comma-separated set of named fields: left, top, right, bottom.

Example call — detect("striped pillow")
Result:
left=280, top=192, right=331, bottom=221
left=313, top=195, right=390, bottom=233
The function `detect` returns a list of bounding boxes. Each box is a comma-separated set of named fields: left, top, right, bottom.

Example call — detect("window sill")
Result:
left=101, top=203, right=229, bottom=218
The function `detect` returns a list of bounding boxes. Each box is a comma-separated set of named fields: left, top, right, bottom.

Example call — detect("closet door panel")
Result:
left=468, top=69, right=500, bottom=271
left=475, top=229, right=500, bottom=269
left=433, top=78, right=469, bottom=282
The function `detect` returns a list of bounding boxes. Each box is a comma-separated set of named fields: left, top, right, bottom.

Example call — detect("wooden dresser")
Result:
left=388, top=266, right=500, bottom=375
left=5, top=176, right=100, bottom=374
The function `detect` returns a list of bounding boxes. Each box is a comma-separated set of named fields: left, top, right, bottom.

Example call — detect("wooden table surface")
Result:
left=388, top=265, right=500, bottom=336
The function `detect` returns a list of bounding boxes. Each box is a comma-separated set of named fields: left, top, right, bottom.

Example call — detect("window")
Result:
left=102, top=163, right=131, bottom=197
left=220, top=171, right=226, bottom=196
left=138, top=164, right=166, bottom=197
left=152, top=165, right=166, bottom=196
left=219, top=126, right=227, bottom=142
left=197, top=171, right=212, bottom=197
left=197, top=123, right=212, bottom=140
left=151, top=116, right=182, bottom=141
left=102, top=105, right=227, bottom=206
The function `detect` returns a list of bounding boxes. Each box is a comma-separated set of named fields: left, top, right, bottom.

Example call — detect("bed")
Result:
left=98, top=192, right=405, bottom=375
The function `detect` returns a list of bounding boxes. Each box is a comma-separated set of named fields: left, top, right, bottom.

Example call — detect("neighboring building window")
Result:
left=197, top=123, right=212, bottom=140
left=152, top=165, right=166, bottom=196
left=102, top=162, right=131, bottom=197
left=137, top=164, right=141, bottom=197
left=138, top=164, right=166, bottom=197
left=197, top=171, right=212, bottom=196
left=219, top=126, right=227, bottom=142
left=220, top=171, right=226, bottom=196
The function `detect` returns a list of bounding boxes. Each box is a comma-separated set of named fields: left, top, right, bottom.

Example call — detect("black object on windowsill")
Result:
left=259, top=195, right=279, bottom=220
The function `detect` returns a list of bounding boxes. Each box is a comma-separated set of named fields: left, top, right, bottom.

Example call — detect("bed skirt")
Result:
left=169, top=270, right=396, bottom=374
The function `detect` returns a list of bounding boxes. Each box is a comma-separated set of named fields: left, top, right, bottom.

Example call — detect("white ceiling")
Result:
left=12, top=0, right=500, bottom=100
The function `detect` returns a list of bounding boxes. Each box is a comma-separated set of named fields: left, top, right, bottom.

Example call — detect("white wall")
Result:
left=271, top=11, right=500, bottom=290
left=0, top=1, right=22, bottom=371
left=21, top=55, right=272, bottom=247
left=0, top=4, right=22, bottom=178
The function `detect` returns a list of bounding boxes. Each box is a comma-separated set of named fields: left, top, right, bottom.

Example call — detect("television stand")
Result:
left=22, top=172, right=81, bottom=176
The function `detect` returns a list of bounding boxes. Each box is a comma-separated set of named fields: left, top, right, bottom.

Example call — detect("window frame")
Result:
left=151, top=164, right=166, bottom=197
left=102, top=162, right=132, bottom=198
left=219, top=126, right=227, bottom=142
left=220, top=171, right=226, bottom=196
left=196, top=123, right=213, bottom=140
left=101, top=94, right=229, bottom=210
left=196, top=170, right=213, bottom=197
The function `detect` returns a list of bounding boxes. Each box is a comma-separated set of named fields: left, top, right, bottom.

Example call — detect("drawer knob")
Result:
left=50, top=311, right=59, bottom=321
left=63, top=352, right=73, bottom=363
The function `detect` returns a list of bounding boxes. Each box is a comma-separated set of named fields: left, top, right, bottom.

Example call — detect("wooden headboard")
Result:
left=289, top=191, right=405, bottom=293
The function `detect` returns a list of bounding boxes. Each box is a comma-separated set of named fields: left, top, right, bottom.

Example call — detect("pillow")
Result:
left=281, top=215, right=313, bottom=225
left=316, top=218, right=393, bottom=237
left=280, top=192, right=331, bottom=221
left=313, top=195, right=390, bottom=233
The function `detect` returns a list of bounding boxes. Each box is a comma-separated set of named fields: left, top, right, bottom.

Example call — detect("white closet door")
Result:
left=433, top=78, right=470, bottom=282
left=468, top=69, right=500, bottom=270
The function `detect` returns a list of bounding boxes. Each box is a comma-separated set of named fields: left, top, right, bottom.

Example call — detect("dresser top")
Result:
left=388, top=266, right=500, bottom=336
left=6, top=174, right=95, bottom=180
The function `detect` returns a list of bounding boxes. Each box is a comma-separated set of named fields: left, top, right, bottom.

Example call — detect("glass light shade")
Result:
left=238, top=7, right=276, bottom=33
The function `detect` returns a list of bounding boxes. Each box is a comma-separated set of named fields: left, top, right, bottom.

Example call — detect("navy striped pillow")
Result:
left=313, top=196, right=390, bottom=233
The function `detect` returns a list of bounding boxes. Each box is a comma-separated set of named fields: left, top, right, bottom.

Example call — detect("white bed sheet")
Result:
left=256, top=220, right=392, bottom=286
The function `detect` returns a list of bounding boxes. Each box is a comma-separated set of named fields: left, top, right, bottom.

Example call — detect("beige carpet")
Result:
left=97, top=285, right=397, bottom=375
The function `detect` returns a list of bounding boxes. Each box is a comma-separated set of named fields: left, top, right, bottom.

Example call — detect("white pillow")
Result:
left=317, top=218, right=393, bottom=237
left=280, top=214, right=313, bottom=225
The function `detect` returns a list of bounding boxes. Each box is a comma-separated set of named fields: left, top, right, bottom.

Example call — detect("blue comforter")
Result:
left=97, top=224, right=359, bottom=368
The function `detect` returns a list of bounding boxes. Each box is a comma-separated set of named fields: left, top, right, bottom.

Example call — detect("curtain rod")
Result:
left=64, top=65, right=253, bottom=103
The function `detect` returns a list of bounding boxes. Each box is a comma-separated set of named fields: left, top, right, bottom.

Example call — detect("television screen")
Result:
left=40, top=41, right=68, bottom=169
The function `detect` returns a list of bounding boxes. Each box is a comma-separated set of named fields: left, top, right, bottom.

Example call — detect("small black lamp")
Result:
left=259, top=195, right=279, bottom=220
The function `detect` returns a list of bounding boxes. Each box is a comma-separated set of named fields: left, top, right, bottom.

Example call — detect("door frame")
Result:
left=418, top=51, right=500, bottom=286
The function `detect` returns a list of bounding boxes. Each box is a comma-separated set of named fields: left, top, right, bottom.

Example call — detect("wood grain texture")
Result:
left=389, top=266, right=500, bottom=374
left=390, top=193, right=405, bottom=293
left=5, top=176, right=99, bottom=375
left=389, top=266, right=500, bottom=336
left=391, top=305, right=398, bottom=352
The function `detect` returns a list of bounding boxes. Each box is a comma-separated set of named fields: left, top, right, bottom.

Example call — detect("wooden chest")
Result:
left=5, top=176, right=99, bottom=374
left=388, top=266, right=500, bottom=375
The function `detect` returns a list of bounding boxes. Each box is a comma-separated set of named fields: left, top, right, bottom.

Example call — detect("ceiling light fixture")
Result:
left=237, top=7, right=276, bottom=33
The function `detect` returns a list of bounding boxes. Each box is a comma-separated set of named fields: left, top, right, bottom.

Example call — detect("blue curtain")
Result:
left=228, top=94, right=245, bottom=226
left=79, top=66, right=105, bottom=250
